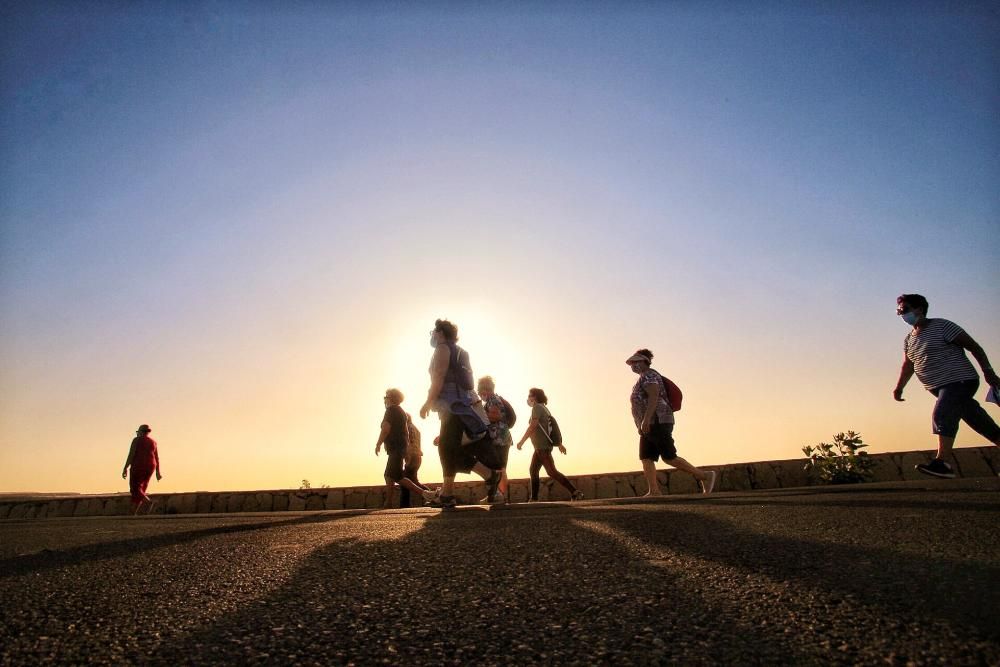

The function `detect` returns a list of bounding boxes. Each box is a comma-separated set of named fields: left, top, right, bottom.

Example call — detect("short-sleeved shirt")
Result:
left=904, top=319, right=978, bottom=391
left=382, top=404, right=408, bottom=452
left=529, top=402, right=554, bottom=451
left=130, top=435, right=158, bottom=471
left=483, top=394, right=513, bottom=447
left=631, top=370, right=675, bottom=428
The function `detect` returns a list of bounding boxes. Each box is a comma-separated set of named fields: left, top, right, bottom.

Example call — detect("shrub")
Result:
left=802, top=431, right=876, bottom=484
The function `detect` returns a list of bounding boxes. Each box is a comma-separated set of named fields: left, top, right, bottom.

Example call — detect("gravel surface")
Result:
left=1, top=482, right=998, bottom=665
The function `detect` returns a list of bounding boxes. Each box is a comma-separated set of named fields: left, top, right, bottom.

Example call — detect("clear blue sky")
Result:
left=1, top=2, right=997, bottom=493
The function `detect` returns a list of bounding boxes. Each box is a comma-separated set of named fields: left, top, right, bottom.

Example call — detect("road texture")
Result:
left=1, top=479, right=998, bottom=665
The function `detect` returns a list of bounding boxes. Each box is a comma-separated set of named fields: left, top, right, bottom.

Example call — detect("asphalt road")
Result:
left=2, top=480, right=999, bottom=665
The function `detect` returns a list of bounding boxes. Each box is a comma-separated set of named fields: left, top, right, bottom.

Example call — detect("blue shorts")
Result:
left=931, top=379, right=1000, bottom=440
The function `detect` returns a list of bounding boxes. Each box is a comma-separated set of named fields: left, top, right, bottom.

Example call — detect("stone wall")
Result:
left=1, top=446, right=997, bottom=520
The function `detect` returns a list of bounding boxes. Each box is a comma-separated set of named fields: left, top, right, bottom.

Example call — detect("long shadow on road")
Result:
left=146, top=495, right=1000, bottom=665
left=0, top=512, right=371, bottom=580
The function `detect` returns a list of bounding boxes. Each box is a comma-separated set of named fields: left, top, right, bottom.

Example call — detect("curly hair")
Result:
left=434, top=319, right=458, bottom=342
left=897, top=294, right=929, bottom=314
left=477, top=375, right=495, bottom=392
left=528, top=387, right=548, bottom=405
left=384, top=388, right=404, bottom=405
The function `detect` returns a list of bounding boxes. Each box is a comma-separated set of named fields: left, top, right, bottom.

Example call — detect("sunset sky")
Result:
left=1, top=3, right=998, bottom=495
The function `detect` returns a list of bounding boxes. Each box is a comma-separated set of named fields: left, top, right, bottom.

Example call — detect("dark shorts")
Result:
left=438, top=413, right=502, bottom=476
left=639, top=422, right=677, bottom=462
left=930, top=379, right=1000, bottom=440
left=384, top=449, right=405, bottom=482
left=494, top=444, right=511, bottom=469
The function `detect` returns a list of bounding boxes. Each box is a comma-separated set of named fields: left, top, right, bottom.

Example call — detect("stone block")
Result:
left=177, top=494, right=198, bottom=515
left=227, top=494, right=246, bottom=513
left=21, top=504, right=40, bottom=519
left=979, top=447, right=1000, bottom=475
left=549, top=480, right=572, bottom=501
left=606, top=476, right=630, bottom=498
left=595, top=476, right=617, bottom=499
left=53, top=500, right=77, bottom=518
left=241, top=494, right=260, bottom=513
left=771, top=460, right=809, bottom=488
left=305, top=494, right=325, bottom=511
left=0, top=503, right=11, bottom=519
left=749, top=464, right=778, bottom=490
left=257, top=493, right=275, bottom=512
left=724, top=466, right=753, bottom=492
left=8, top=504, right=28, bottom=519
left=323, top=490, right=342, bottom=510
left=343, top=491, right=367, bottom=510
left=574, top=476, right=596, bottom=500
left=899, top=451, right=934, bottom=480
left=195, top=494, right=213, bottom=514
left=668, top=470, right=698, bottom=495
left=868, top=455, right=902, bottom=483
left=366, top=490, right=384, bottom=509
left=952, top=448, right=995, bottom=478
left=273, top=494, right=289, bottom=512
left=507, top=480, right=530, bottom=503
left=288, top=493, right=306, bottom=511
left=211, top=494, right=229, bottom=513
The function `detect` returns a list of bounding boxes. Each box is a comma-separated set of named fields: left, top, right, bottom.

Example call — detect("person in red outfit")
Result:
left=121, top=424, right=162, bottom=515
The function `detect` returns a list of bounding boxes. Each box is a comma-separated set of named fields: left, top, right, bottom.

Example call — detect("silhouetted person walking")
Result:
left=893, top=294, right=1000, bottom=478
left=375, top=388, right=431, bottom=508
left=515, top=388, right=583, bottom=501
left=121, top=424, right=161, bottom=514
left=478, top=375, right=515, bottom=503
left=419, top=319, right=501, bottom=508
left=626, top=350, right=715, bottom=495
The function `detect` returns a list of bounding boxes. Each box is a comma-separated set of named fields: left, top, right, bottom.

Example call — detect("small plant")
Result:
left=300, top=479, right=312, bottom=490
left=802, top=431, right=876, bottom=484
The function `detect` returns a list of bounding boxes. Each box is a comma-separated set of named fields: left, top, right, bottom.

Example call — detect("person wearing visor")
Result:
left=893, top=294, right=1000, bottom=479
left=121, top=424, right=161, bottom=515
left=626, top=349, right=715, bottom=495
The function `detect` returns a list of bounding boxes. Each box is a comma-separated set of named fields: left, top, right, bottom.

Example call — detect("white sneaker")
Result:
left=421, top=488, right=440, bottom=503
left=699, top=470, right=717, bottom=494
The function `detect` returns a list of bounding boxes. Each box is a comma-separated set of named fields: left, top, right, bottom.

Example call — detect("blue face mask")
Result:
left=901, top=311, right=920, bottom=326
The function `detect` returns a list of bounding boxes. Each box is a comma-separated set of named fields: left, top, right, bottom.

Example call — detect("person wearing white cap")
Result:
left=626, top=349, right=715, bottom=495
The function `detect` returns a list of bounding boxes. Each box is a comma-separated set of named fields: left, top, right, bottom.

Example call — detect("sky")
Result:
left=1, top=1, right=997, bottom=494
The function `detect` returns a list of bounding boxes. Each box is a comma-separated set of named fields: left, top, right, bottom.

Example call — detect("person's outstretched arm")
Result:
left=893, top=355, right=914, bottom=401
left=953, top=332, right=1000, bottom=387
left=121, top=439, right=137, bottom=479
left=154, top=442, right=162, bottom=480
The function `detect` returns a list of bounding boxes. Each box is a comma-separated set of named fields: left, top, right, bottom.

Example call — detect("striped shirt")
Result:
left=904, top=319, right=978, bottom=390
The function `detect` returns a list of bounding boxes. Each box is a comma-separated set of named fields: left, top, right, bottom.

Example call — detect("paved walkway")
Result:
left=2, top=479, right=998, bottom=665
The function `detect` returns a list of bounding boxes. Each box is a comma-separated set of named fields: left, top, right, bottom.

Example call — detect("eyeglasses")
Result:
left=897, top=305, right=912, bottom=315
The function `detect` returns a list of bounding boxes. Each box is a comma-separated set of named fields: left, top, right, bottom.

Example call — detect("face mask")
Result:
left=526, top=398, right=535, bottom=407
left=429, top=334, right=438, bottom=348
left=901, top=311, right=920, bottom=326
left=629, top=363, right=644, bottom=374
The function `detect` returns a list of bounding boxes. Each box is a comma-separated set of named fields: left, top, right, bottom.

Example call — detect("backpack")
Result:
left=499, top=396, right=517, bottom=428
left=654, top=370, right=683, bottom=412
left=540, top=406, right=563, bottom=446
